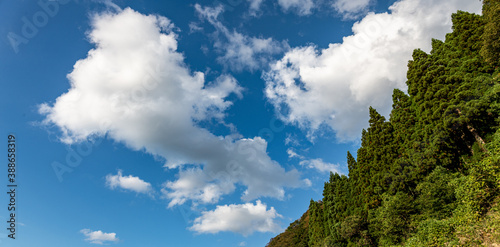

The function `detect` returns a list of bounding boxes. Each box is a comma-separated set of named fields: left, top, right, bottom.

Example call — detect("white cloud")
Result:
left=332, top=0, right=371, bottom=19
left=162, top=167, right=235, bottom=207
left=277, top=0, right=315, bottom=15
left=190, top=200, right=282, bottom=236
left=248, top=0, right=265, bottom=16
left=195, top=4, right=287, bottom=72
left=264, top=0, right=482, bottom=142
left=303, top=178, right=312, bottom=186
left=287, top=148, right=304, bottom=159
left=188, top=22, right=203, bottom=33
left=299, top=158, right=341, bottom=173
left=39, top=8, right=304, bottom=207
left=106, top=170, right=153, bottom=194
left=284, top=133, right=300, bottom=146
left=287, top=148, right=341, bottom=173
left=80, top=229, right=119, bottom=245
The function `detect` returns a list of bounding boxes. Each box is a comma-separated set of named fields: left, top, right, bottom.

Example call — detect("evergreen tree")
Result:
left=481, top=0, right=500, bottom=67
left=268, top=4, right=500, bottom=246
left=308, top=200, right=326, bottom=247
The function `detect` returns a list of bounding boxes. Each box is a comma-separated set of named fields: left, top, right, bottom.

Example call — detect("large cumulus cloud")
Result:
left=264, top=0, right=481, bottom=142
left=39, top=7, right=305, bottom=207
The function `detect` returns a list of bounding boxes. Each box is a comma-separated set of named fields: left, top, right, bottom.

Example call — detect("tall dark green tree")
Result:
left=308, top=200, right=325, bottom=247
left=481, top=0, right=500, bottom=67
left=268, top=4, right=500, bottom=247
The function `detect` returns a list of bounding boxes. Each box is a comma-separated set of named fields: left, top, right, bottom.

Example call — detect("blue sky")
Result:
left=0, top=0, right=481, bottom=246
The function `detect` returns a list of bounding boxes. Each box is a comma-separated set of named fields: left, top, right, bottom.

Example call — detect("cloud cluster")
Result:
left=80, top=229, right=119, bottom=245
left=106, top=170, right=153, bottom=194
left=190, top=200, right=282, bottom=235
left=264, top=0, right=482, bottom=142
left=39, top=8, right=304, bottom=207
left=195, top=4, right=287, bottom=72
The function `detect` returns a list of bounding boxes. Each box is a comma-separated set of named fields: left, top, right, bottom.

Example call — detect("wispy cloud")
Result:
left=332, top=0, right=372, bottom=19
left=277, top=0, right=315, bottom=15
left=299, top=158, right=341, bottom=173
left=287, top=148, right=304, bottom=159
left=195, top=4, right=288, bottom=72
left=288, top=148, right=341, bottom=174
left=247, top=0, right=265, bottom=16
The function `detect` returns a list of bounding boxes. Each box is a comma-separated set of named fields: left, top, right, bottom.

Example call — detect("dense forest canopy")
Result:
left=267, top=1, right=500, bottom=246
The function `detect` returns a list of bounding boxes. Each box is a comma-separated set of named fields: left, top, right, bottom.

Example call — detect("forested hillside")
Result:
left=267, top=1, right=500, bottom=246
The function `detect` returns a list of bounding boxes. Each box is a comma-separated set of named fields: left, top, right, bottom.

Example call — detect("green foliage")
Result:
left=370, top=192, right=415, bottom=246
left=266, top=210, right=309, bottom=247
left=415, top=166, right=458, bottom=219
left=479, top=128, right=500, bottom=186
left=268, top=3, right=500, bottom=246
left=404, top=218, right=456, bottom=247
left=481, top=0, right=500, bottom=67
left=308, top=200, right=326, bottom=247
left=339, top=215, right=363, bottom=240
